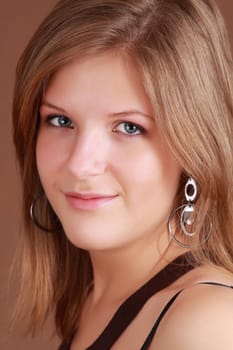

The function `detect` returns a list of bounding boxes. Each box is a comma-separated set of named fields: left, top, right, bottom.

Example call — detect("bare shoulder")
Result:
left=151, top=265, right=233, bottom=349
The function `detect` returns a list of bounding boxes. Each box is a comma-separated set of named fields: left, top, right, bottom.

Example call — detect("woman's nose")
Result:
left=66, top=130, right=108, bottom=179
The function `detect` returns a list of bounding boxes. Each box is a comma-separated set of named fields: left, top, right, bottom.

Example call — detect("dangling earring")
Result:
left=168, top=177, right=198, bottom=248
left=30, top=194, right=62, bottom=233
left=180, top=177, right=198, bottom=236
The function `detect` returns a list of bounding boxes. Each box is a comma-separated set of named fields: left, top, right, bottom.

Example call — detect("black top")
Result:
left=58, top=255, right=233, bottom=350
left=59, top=254, right=192, bottom=350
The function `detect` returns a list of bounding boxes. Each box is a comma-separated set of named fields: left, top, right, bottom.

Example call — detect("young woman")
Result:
left=13, top=0, right=233, bottom=349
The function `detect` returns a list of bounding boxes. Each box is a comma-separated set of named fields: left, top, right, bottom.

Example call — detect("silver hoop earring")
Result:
left=168, top=177, right=198, bottom=248
left=30, top=194, right=62, bottom=233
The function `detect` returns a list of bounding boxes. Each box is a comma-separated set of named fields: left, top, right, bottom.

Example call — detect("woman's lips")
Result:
left=65, top=193, right=118, bottom=211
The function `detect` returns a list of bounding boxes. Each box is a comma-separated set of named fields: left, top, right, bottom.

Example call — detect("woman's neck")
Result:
left=88, top=236, right=185, bottom=306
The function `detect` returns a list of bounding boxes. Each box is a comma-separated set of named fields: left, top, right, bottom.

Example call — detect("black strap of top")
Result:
left=59, top=281, right=233, bottom=350
left=140, top=281, right=233, bottom=350
left=85, top=254, right=192, bottom=350
left=58, top=343, right=70, bottom=350
left=59, top=254, right=192, bottom=350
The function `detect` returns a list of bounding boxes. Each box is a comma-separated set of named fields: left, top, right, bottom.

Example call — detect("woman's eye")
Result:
left=46, top=115, right=74, bottom=128
left=114, top=122, right=145, bottom=135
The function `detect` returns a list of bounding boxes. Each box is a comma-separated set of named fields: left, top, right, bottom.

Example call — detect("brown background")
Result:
left=0, top=1, right=232, bottom=349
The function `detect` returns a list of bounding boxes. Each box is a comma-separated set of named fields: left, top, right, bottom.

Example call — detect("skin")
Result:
left=36, top=51, right=233, bottom=349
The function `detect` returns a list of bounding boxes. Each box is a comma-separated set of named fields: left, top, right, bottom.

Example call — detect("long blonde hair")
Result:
left=13, top=0, right=233, bottom=341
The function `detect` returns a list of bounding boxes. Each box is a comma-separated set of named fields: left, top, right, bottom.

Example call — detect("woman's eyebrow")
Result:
left=109, top=110, right=154, bottom=120
left=40, top=100, right=68, bottom=113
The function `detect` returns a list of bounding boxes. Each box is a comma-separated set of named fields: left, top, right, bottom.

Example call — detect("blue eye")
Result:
left=115, top=122, right=145, bottom=135
left=47, top=115, right=74, bottom=128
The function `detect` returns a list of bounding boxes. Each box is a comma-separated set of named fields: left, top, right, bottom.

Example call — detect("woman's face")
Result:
left=37, top=51, right=181, bottom=252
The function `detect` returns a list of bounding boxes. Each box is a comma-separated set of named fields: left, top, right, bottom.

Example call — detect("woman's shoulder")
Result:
left=151, top=264, right=233, bottom=349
